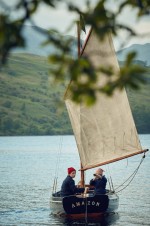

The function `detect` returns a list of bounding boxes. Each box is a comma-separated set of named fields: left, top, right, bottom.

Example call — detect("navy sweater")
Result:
left=61, top=175, right=84, bottom=197
left=90, top=176, right=107, bottom=194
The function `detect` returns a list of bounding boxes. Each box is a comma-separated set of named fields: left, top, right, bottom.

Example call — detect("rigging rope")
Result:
left=115, top=152, right=146, bottom=193
left=52, top=136, right=63, bottom=193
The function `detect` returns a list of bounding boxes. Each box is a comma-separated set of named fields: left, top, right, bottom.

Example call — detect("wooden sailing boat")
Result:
left=50, top=28, right=148, bottom=217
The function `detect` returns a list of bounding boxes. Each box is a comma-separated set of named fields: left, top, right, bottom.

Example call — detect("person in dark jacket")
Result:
left=89, top=168, right=107, bottom=194
left=61, top=167, right=85, bottom=197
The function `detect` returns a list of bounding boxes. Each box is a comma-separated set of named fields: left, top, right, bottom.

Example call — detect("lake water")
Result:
left=0, top=135, right=150, bottom=226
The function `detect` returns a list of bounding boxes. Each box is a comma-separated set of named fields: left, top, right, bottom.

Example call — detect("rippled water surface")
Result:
left=0, top=135, right=150, bottom=225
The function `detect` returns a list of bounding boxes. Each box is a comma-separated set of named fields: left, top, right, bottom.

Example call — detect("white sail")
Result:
left=65, top=29, right=142, bottom=170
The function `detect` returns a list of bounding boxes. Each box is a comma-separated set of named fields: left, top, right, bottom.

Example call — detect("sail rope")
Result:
left=115, top=152, right=146, bottom=193
left=52, top=136, right=63, bottom=193
left=85, top=196, right=88, bottom=224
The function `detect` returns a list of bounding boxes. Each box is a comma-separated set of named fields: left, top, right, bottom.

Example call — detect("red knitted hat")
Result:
left=68, top=167, right=76, bottom=174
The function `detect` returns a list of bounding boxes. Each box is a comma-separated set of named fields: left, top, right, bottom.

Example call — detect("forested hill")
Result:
left=0, top=53, right=150, bottom=136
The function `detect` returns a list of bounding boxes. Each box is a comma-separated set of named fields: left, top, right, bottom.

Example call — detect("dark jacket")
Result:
left=90, top=176, right=107, bottom=194
left=61, top=175, right=84, bottom=197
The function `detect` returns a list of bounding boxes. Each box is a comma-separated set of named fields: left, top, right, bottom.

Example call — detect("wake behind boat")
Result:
left=50, top=27, right=148, bottom=218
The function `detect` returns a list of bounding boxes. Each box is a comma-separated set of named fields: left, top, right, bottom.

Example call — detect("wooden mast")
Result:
left=77, top=21, right=85, bottom=188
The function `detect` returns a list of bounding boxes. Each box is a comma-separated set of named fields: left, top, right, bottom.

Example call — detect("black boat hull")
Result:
left=63, top=194, right=109, bottom=214
left=50, top=192, right=119, bottom=216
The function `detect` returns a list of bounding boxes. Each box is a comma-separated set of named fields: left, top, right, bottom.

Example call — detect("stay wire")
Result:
left=55, top=136, right=63, bottom=177
left=52, top=136, right=63, bottom=193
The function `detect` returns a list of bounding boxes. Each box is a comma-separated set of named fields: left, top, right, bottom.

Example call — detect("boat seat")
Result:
left=106, top=189, right=115, bottom=194
left=52, top=191, right=61, bottom=197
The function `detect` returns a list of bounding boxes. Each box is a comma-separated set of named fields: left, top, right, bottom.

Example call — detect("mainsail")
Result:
left=65, top=29, right=143, bottom=170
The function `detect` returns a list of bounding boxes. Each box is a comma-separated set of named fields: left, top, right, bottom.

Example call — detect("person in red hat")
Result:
left=89, top=168, right=107, bottom=194
left=61, top=167, right=85, bottom=197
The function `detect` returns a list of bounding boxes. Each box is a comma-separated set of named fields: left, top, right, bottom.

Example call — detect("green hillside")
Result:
left=0, top=53, right=150, bottom=136
left=0, top=53, right=72, bottom=136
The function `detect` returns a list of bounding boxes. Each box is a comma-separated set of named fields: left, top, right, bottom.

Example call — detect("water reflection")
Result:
left=50, top=212, right=119, bottom=226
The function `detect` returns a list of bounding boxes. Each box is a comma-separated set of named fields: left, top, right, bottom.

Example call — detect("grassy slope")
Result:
left=0, top=53, right=72, bottom=135
left=0, top=53, right=150, bottom=135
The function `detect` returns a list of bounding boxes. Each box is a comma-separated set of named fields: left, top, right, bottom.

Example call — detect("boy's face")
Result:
left=95, top=169, right=103, bottom=177
left=69, top=171, right=76, bottom=178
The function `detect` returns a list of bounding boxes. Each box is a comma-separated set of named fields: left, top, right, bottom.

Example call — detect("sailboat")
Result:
left=50, top=28, right=148, bottom=218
